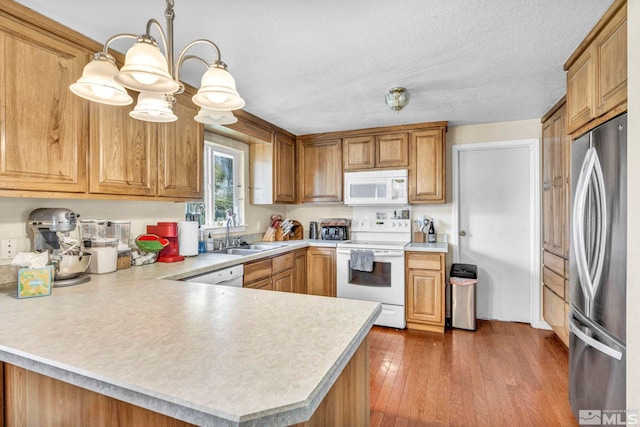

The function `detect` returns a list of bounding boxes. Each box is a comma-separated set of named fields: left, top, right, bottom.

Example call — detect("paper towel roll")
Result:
left=178, top=221, right=199, bottom=256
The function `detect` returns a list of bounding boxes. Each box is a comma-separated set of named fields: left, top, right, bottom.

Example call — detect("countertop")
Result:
left=0, top=238, right=380, bottom=426
left=404, top=242, right=449, bottom=253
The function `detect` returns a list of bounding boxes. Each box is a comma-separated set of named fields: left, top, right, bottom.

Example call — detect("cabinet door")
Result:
left=306, top=247, right=336, bottom=297
left=406, top=268, right=444, bottom=325
left=543, top=286, right=567, bottom=346
left=542, top=119, right=553, bottom=252
left=245, top=277, right=273, bottom=290
left=409, top=129, right=445, bottom=203
left=376, top=133, right=408, bottom=168
left=273, top=132, right=296, bottom=203
left=550, top=109, right=566, bottom=257
left=272, top=269, right=293, bottom=293
left=594, top=3, right=627, bottom=118
left=293, top=249, right=307, bottom=294
left=566, top=48, right=594, bottom=134
left=343, top=136, right=374, bottom=171
left=157, top=94, right=203, bottom=199
left=298, top=139, right=342, bottom=203
left=89, top=103, right=156, bottom=196
left=0, top=18, right=88, bottom=193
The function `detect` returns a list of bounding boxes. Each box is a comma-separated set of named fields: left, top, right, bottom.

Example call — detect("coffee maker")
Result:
left=147, top=222, right=184, bottom=262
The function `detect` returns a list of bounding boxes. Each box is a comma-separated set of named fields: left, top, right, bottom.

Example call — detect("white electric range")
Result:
left=336, top=209, right=411, bottom=329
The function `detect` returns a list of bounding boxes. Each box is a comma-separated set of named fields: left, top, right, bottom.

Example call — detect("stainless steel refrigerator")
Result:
left=569, top=113, right=626, bottom=420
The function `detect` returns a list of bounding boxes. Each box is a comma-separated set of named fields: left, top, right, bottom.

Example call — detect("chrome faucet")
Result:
left=225, top=211, right=236, bottom=247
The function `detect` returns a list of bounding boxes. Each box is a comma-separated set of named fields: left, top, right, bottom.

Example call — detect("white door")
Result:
left=453, top=140, right=540, bottom=324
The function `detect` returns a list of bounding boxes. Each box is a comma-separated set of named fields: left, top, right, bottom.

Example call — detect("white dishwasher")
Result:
left=184, top=265, right=244, bottom=287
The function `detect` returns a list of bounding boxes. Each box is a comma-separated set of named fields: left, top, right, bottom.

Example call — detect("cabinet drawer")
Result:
left=543, top=267, right=564, bottom=299
left=543, top=250, right=565, bottom=277
left=244, top=277, right=273, bottom=290
left=244, top=258, right=272, bottom=283
left=406, top=252, right=442, bottom=270
left=272, top=252, right=294, bottom=274
left=543, top=286, right=565, bottom=345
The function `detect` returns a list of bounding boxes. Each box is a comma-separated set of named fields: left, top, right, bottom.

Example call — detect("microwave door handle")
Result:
left=568, top=310, right=622, bottom=360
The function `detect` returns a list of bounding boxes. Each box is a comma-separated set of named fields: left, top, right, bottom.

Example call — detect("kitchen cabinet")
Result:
left=541, top=98, right=568, bottom=258
left=293, top=249, right=307, bottom=294
left=542, top=251, right=569, bottom=346
left=565, top=0, right=626, bottom=135
left=243, top=252, right=295, bottom=292
left=250, top=131, right=296, bottom=204
left=0, top=15, right=89, bottom=194
left=343, top=132, right=409, bottom=171
left=306, top=247, right=336, bottom=297
left=543, top=286, right=567, bottom=346
left=157, top=92, right=203, bottom=199
left=405, top=252, right=446, bottom=333
left=409, top=128, right=446, bottom=204
left=272, top=270, right=294, bottom=293
left=297, top=138, right=343, bottom=203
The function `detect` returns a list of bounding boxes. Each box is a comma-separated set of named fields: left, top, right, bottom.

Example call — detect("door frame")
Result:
left=451, top=139, right=544, bottom=328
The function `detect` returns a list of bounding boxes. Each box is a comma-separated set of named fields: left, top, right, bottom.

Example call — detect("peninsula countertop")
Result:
left=0, top=243, right=380, bottom=425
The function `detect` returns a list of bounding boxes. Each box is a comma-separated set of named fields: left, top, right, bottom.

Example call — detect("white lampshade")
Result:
left=129, top=92, right=177, bottom=122
left=69, top=54, right=133, bottom=106
left=385, top=87, right=410, bottom=112
left=192, top=63, right=245, bottom=111
left=115, top=38, right=179, bottom=94
left=194, top=109, right=238, bottom=125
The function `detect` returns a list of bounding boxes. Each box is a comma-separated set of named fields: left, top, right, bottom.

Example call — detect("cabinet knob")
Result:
left=459, top=230, right=466, bottom=236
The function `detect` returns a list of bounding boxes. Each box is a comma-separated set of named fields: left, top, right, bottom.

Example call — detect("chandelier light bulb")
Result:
left=132, top=72, right=160, bottom=86
left=207, top=93, right=229, bottom=104
left=91, top=85, right=116, bottom=100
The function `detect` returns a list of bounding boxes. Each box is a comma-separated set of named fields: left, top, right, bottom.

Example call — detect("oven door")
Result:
left=336, top=248, right=405, bottom=305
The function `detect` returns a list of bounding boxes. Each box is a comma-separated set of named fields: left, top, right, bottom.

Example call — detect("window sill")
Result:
left=201, top=224, right=248, bottom=235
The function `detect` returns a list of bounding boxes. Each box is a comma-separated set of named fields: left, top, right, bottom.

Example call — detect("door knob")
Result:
left=459, top=230, right=466, bottom=236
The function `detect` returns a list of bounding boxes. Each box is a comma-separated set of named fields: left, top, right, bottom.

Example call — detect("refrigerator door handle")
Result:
left=573, top=148, right=596, bottom=311
left=568, top=311, right=622, bottom=360
left=590, top=149, right=607, bottom=300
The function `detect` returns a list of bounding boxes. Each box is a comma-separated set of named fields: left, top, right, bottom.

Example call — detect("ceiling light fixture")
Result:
left=385, top=87, right=410, bottom=113
left=69, top=0, right=245, bottom=124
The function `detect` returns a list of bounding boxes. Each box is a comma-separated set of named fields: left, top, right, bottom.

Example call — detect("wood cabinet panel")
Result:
left=594, top=3, right=627, bottom=117
left=244, top=258, right=272, bottom=283
left=293, top=249, right=307, bottom=294
left=298, top=139, right=342, bottom=203
left=244, top=277, right=273, bottom=290
left=272, top=252, right=294, bottom=274
left=273, top=132, right=296, bottom=203
left=543, top=286, right=567, bottom=347
left=405, top=252, right=445, bottom=333
left=0, top=17, right=88, bottom=193
left=566, top=49, right=593, bottom=133
left=273, top=269, right=294, bottom=293
left=543, top=267, right=564, bottom=299
left=89, top=103, right=156, bottom=196
left=376, top=133, right=409, bottom=168
left=157, top=94, right=203, bottom=199
left=343, top=136, right=374, bottom=170
left=306, top=247, right=336, bottom=297
left=543, top=250, right=565, bottom=278
left=409, top=129, right=445, bottom=203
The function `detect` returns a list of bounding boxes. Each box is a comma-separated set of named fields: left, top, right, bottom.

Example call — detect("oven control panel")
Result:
left=351, top=218, right=411, bottom=232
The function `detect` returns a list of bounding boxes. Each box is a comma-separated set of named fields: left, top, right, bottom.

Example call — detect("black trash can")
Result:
left=446, top=263, right=478, bottom=331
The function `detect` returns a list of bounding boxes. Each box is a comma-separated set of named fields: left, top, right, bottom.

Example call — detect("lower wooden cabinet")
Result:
left=306, top=247, right=336, bottom=297
left=543, top=286, right=568, bottom=346
left=405, top=252, right=446, bottom=333
left=245, top=277, right=273, bottom=290
left=244, top=252, right=296, bottom=292
left=293, top=249, right=307, bottom=294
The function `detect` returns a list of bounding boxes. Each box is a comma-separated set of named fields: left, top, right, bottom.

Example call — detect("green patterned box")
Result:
left=17, top=266, right=53, bottom=299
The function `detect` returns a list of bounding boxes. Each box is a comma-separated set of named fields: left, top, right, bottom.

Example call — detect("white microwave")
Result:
left=343, top=169, right=408, bottom=206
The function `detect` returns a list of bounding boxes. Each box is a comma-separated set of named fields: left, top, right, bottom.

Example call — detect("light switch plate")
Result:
left=0, top=238, right=18, bottom=260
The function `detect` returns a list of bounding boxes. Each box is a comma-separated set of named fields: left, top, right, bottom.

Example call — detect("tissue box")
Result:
left=17, top=266, right=53, bottom=299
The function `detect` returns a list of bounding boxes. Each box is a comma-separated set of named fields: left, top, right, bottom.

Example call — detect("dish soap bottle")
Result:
left=427, top=220, right=437, bottom=243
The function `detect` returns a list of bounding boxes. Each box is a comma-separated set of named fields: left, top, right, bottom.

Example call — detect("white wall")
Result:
left=627, top=0, right=639, bottom=412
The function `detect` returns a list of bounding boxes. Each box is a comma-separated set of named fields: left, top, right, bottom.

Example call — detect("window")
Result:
left=201, top=141, right=244, bottom=227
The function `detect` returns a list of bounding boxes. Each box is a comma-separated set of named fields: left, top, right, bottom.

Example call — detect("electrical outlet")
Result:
left=0, top=238, right=18, bottom=260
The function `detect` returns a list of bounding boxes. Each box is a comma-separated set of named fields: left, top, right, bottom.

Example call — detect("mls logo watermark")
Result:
left=579, top=410, right=639, bottom=425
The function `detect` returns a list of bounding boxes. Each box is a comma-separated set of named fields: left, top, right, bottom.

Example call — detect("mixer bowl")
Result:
left=50, top=253, right=91, bottom=280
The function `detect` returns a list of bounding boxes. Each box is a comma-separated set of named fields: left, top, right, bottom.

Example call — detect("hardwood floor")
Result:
left=369, top=320, right=577, bottom=426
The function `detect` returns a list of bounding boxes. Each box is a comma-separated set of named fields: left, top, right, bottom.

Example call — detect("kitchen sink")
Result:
left=248, top=244, right=286, bottom=251
left=225, top=248, right=264, bottom=255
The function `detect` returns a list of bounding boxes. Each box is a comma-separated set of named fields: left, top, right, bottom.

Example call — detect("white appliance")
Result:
left=344, top=169, right=408, bottom=206
left=337, top=208, right=410, bottom=328
left=184, top=264, right=244, bottom=287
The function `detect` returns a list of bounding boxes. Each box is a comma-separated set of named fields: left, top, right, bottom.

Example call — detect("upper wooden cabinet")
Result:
left=343, top=132, right=409, bottom=171
left=0, top=15, right=88, bottom=193
left=541, top=98, right=568, bottom=258
left=89, top=103, right=156, bottom=197
left=565, top=0, right=626, bottom=135
left=297, top=138, right=343, bottom=203
left=250, top=131, right=297, bottom=204
left=409, top=128, right=446, bottom=204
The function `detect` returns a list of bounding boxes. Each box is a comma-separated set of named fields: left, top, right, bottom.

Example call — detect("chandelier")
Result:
left=70, top=0, right=243, bottom=125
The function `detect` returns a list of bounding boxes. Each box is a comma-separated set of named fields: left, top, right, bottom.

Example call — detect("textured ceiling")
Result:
left=16, top=0, right=612, bottom=135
